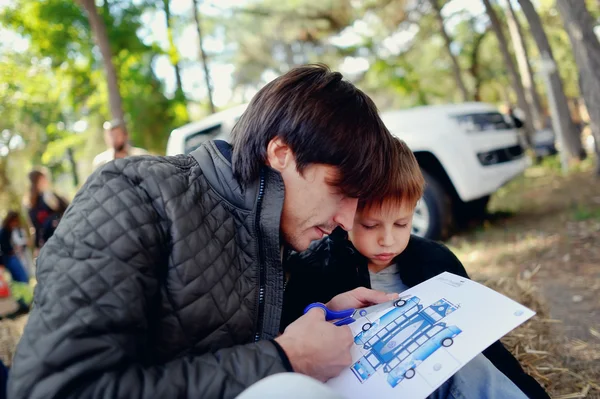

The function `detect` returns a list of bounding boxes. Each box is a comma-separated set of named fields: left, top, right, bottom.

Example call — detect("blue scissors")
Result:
left=303, top=297, right=410, bottom=326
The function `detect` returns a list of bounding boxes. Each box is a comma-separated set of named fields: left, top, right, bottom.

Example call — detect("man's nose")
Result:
left=333, top=197, right=358, bottom=231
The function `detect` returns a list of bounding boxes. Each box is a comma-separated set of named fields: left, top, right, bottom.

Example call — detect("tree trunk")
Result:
left=470, top=27, right=490, bottom=102
left=66, top=147, right=79, bottom=187
left=430, top=0, right=470, bottom=102
left=505, top=0, right=545, bottom=131
left=482, top=0, right=535, bottom=145
left=0, top=159, right=20, bottom=209
left=78, top=0, right=126, bottom=130
left=163, top=0, right=185, bottom=103
left=557, top=0, right=600, bottom=174
left=518, top=0, right=585, bottom=160
left=191, top=0, right=216, bottom=114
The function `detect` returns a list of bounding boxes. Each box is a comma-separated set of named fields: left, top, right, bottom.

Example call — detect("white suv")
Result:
left=166, top=102, right=529, bottom=240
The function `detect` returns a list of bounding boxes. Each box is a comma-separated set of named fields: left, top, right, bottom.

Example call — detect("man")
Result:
left=8, top=65, right=397, bottom=398
left=92, top=119, right=149, bottom=169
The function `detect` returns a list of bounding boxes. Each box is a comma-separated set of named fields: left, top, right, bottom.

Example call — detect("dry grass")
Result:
left=0, top=314, right=27, bottom=367
left=480, top=270, right=600, bottom=398
left=452, top=155, right=600, bottom=398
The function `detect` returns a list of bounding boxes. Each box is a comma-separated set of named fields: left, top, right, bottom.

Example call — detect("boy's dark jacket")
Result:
left=281, top=228, right=549, bottom=399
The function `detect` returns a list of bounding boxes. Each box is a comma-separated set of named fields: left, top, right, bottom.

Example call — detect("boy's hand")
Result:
left=325, top=287, right=398, bottom=311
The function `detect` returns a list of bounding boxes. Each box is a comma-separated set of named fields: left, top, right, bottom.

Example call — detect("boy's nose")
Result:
left=379, top=231, right=394, bottom=247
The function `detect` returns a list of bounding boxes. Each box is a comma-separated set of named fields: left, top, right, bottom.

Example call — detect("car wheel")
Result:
left=404, top=368, right=416, bottom=379
left=456, top=195, right=490, bottom=226
left=442, top=337, right=454, bottom=347
left=394, top=299, right=407, bottom=307
left=362, top=323, right=372, bottom=332
left=414, top=171, right=452, bottom=241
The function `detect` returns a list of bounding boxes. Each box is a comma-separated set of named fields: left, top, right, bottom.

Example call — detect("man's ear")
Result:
left=266, top=137, right=294, bottom=172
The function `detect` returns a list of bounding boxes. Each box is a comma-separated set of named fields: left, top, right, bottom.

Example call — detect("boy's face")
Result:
left=348, top=202, right=414, bottom=268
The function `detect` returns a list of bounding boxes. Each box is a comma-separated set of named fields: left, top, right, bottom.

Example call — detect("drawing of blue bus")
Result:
left=385, top=324, right=462, bottom=387
left=354, top=297, right=422, bottom=347
left=350, top=298, right=461, bottom=387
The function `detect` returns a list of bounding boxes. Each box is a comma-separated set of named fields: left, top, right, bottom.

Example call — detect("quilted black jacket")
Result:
left=8, top=141, right=292, bottom=399
left=281, top=229, right=550, bottom=399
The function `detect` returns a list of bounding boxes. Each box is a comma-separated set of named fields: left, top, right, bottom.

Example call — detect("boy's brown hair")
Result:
left=358, top=137, right=425, bottom=213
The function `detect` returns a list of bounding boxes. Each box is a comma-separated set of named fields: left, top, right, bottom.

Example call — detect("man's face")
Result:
left=38, top=175, right=49, bottom=192
left=105, top=126, right=128, bottom=152
left=348, top=202, right=414, bottom=270
left=267, top=138, right=358, bottom=252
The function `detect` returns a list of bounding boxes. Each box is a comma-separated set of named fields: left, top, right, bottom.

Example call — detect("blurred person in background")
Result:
left=0, top=211, right=35, bottom=317
left=92, top=119, right=149, bottom=170
left=10, top=218, right=33, bottom=277
left=0, top=211, right=29, bottom=283
left=24, top=168, right=69, bottom=254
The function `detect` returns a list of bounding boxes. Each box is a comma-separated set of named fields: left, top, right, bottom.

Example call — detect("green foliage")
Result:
left=572, top=204, right=600, bottom=221
left=0, top=0, right=595, bottom=212
left=0, top=0, right=185, bottom=158
left=0, top=0, right=192, bottom=214
left=1, top=0, right=92, bottom=65
left=535, top=0, right=580, bottom=99
left=220, top=0, right=359, bottom=88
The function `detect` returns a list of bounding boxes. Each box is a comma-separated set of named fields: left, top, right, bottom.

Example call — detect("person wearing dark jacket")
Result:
left=282, top=140, right=549, bottom=399
left=24, top=168, right=69, bottom=251
left=9, top=65, right=401, bottom=399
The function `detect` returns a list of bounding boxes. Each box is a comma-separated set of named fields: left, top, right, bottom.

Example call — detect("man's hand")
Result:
left=275, top=308, right=353, bottom=382
left=326, top=287, right=398, bottom=311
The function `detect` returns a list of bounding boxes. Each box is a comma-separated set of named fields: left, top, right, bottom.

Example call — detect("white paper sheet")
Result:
left=326, top=272, right=535, bottom=399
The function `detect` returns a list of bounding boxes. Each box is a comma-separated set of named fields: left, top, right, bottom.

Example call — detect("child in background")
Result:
left=0, top=212, right=29, bottom=284
left=0, top=211, right=33, bottom=317
left=281, top=138, right=548, bottom=398
left=11, top=223, right=33, bottom=278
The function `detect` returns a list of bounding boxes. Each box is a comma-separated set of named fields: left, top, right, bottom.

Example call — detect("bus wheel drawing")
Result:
left=442, top=337, right=454, bottom=347
left=362, top=322, right=372, bottom=332
left=393, top=299, right=407, bottom=308
left=404, top=368, right=416, bottom=379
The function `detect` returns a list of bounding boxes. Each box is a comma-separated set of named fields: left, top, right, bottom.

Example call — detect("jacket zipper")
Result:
left=254, top=172, right=266, bottom=342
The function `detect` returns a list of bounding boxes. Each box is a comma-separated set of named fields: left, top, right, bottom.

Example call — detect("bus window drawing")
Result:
left=351, top=296, right=462, bottom=388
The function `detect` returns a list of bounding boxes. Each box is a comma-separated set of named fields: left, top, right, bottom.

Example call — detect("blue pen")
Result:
left=303, top=297, right=410, bottom=326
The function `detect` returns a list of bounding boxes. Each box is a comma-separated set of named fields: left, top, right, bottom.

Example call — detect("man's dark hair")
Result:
left=231, top=64, right=395, bottom=200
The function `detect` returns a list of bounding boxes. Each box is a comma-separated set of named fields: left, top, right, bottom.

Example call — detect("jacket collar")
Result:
left=191, top=140, right=258, bottom=210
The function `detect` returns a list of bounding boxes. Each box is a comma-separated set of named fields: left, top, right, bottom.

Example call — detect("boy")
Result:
left=281, top=138, right=548, bottom=398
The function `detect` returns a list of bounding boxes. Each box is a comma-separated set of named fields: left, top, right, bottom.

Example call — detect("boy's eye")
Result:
left=362, top=224, right=377, bottom=230
left=395, top=223, right=408, bottom=228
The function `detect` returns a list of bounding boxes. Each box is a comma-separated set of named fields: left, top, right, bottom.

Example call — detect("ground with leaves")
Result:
left=450, top=155, right=600, bottom=398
